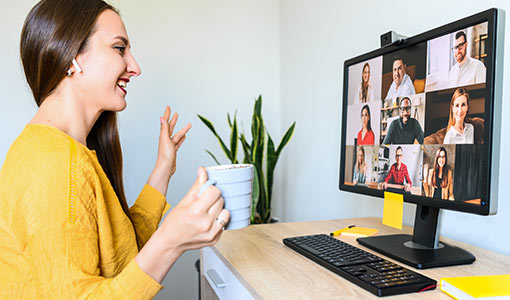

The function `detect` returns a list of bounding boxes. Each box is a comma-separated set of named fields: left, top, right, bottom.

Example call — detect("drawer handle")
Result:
left=206, top=269, right=226, bottom=288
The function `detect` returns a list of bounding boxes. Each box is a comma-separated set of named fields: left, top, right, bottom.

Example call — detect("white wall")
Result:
left=0, top=1, right=280, bottom=299
left=279, top=0, right=510, bottom=255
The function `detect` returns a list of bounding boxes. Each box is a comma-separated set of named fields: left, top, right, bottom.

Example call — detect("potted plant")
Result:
left=197, top=95, right=295, bottom=223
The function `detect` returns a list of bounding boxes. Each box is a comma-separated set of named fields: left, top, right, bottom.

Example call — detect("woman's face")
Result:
left=357, top=149, right=364, bottom=164
left=362, top=65, right=370, bottom=83
left=72, top=10, right=141, bottom=113
left=437, top=150, right=446, bottom=168
left=452, top=95, right=468, bottom=124
left=361, top=108, right=369, bottom=129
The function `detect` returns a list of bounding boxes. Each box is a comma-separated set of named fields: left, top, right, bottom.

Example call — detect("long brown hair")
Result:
left=356, top=146, right=365, bottom=173
left=432, top=147, right=448, bottom=189
left=20, top=0, right=137, bottom=246
left=447, top=88, right=470, bottom=133
left=360, top=63, right=370, bottom=102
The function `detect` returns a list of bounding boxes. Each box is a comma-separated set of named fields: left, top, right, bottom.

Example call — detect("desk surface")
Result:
left=204, top=217, right=510, bottom=299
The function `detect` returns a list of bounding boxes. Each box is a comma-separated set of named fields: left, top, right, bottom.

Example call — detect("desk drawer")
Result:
left=202, top=247, right=255, bottom=300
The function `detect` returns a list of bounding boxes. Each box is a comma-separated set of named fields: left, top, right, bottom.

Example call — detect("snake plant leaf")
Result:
left=251, top=116, right=260, bottom=163
left=254, top=95, right=262, bottom=117
left=257, top=171, right=267, bottom=222
left=240, top=133, right=251, bottom=164
left=251, top=112, right=259, bottom=151
left=266, top=133, right=277, bottom=211
left=227, top=112, right=232, bottom=129
left=229, top=113, right=238, bottom=164
left=197, top=114, right=232, bottom=161
left=251, top=166, right=260, bottom=223
left=276, top=122, right=296, bottom=160
left=204, top=149, right=221, bottom=165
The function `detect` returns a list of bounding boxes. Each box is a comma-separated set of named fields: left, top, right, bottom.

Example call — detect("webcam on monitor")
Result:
left=380, top=30, right=408, bottom=47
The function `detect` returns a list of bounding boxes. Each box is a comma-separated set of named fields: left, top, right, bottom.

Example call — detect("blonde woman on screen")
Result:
left=443, top=88, right=474, bottom=144
left=353, top=146, right=367, bottom=185
left=0, top=0, right=229, bottom=298
left=357, top=63, right=373, bottom=103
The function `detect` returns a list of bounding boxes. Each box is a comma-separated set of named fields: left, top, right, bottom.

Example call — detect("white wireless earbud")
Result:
left=72, top=58, right=82, bottom=73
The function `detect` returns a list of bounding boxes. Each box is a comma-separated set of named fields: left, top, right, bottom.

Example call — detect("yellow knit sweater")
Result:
left=0, top=124, right=171, bottom=299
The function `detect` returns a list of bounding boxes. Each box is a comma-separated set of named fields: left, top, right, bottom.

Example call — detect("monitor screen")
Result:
left=339, top=9, right=503, bottom=217
left=338, top=8, right=504, bottom=269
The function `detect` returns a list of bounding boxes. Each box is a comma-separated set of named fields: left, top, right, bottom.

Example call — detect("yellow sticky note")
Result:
left=383, top=191, right=403, bottom=229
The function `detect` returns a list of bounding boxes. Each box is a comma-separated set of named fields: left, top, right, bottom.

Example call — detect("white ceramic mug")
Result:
left=199, top=164, right=254, bottom=230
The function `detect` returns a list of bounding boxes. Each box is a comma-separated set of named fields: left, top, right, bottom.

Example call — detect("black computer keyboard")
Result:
left=283, top=234, right=436, bottom=297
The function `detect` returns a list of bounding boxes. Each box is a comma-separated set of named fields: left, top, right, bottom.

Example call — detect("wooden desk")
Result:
left=200, top=217, right=510, bottom=299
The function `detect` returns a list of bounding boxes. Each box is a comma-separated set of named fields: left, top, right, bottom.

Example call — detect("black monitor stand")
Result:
left=357, top=205, right=475, bottom=269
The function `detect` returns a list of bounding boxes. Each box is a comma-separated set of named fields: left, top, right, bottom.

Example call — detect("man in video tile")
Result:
left=448, top=31, right=486, bottom=87
left=382, top=146, right=412, bottom=192
left=383, top=97, right=424, bottom=144
left=385, top=56, right=416, bottom=99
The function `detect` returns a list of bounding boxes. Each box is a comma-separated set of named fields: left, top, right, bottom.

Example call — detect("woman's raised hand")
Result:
left=147, top=106, right=192, bottom=196
left=158, top=106, right=192, bottom=177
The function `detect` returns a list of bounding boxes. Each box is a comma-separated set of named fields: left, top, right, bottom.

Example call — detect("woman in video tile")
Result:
left=353, top=146, right=367, bottom=185
left=357, top=105, right=375, bottom=145
left=423, top=147, right=454, bottom=200
left=358, top=63, right=373, bottom=103
left=444, top=88, right=474, bottom=144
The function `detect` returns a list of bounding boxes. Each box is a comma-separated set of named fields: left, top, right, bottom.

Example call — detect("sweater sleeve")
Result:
left=129, top=184, right=171, bottom=248
left=21, top=145, right=163, bottom=299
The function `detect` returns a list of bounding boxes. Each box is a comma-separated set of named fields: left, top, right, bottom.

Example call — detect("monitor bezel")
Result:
left=339, top=8, right=502, bottom=216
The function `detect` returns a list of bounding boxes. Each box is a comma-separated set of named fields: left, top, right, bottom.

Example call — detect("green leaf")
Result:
left=251, top=116, right=260, bottom=163
left=227, top=112, right=232, bottom=128
left=204, top=150, right=221, bottom=165
left=266, top=133, right=277, bottom=210
left=240, top=133, right=251, bottom=164
left=276, top=122, right=296, bottom=160
left=197, top=114, right=232, bottom=160
left=254, top=95, right=262, bottom=118
left=251, top=167, right=260, bottom=223
left=229, top=113, right=238, bottom=164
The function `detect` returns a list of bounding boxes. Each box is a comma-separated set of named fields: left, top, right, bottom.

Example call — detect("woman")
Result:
left=353, top=146, right=367, bottom=185
left=443, top=88, right=474, bottom=144
left=423, top=147, right=454, bottom=200
left=357, top=104, right=375, bottom=145
left=357, top=63, right=373, bottom=103
left=0, top=0, right=229, bottom=298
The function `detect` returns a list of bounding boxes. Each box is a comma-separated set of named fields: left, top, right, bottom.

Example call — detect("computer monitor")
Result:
left=339, top=8, right=505, bottom=269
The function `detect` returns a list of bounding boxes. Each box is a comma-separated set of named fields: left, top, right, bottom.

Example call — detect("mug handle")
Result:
left=198, top=178, right=218, bottom=196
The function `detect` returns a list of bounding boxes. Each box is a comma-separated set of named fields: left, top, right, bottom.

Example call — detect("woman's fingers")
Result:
left=162, top=106, right=171, bottom=122
left=176, top=135, right=186, bottom=150
left=172, top=123, right=192, bottom=143
left=195, top=185, right=222, bottom=212
left=208, top=196, right=224, bottom=217
left=214, top=209, right=231, bottom=230
left=168, top=112, right=178, bottom=136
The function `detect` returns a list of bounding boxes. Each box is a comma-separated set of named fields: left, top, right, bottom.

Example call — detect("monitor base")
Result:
left=357, top=234, right=475, bottom=269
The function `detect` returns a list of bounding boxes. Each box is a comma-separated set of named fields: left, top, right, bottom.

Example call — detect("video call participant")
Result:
left=357, top=105, right=375, bottom=145
left=444, top=88, right=474, bottom=144
left=382, top=146, right=412, bottom=192
left=385, top=56, right=416, bottom=99
left=448, top=31, right=486, bottom=87
left=423, top=147, right=454, bottom=200
left=353, top=146, right=367, bottom=185
left=358, top=63, right=373, bottom=103
left=383, top=97, right=424, bottom=144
